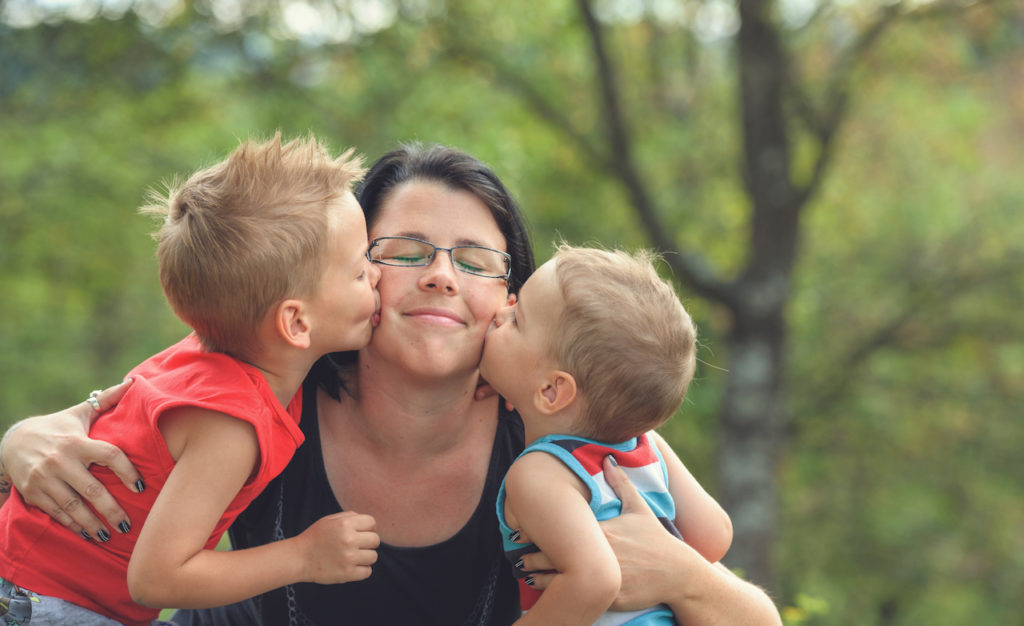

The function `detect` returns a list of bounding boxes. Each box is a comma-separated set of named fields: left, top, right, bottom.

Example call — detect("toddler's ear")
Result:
left=533, top=371, right=576, bottom=415
left=276, top=299, right=312, bottom=349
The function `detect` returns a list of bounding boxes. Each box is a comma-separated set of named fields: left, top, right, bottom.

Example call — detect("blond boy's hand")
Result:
left=297, top=511, right=380, bottom=584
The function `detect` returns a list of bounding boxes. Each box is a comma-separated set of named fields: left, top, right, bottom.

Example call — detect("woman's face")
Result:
left=364, top=181, right=513, bottom=380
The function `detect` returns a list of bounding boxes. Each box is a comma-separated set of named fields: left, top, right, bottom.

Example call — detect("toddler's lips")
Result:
left=372, top=311, right=381, bottom=327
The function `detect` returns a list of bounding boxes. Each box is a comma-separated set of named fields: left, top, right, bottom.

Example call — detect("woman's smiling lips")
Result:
left=404, top=307, right=466, bottom=327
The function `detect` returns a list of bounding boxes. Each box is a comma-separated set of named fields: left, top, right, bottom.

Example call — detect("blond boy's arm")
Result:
left=505, top=451, right=621, bottom=626
left=128, top=407, right=379, bottom=609
left=649, top=430, right=733, bottom=563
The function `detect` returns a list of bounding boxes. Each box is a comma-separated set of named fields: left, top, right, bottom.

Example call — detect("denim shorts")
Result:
left=0, top=577, right=124, bottom=625
left=0, top=577, right=37, bottom=624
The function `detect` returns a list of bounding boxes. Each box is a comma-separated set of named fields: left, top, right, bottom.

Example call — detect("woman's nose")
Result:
left=419, top=251, right=460, bottom=293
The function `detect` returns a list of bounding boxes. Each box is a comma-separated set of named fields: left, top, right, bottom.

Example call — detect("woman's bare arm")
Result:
left=598, top=454, right=780, bottom=623
left=518, top=454, right=782, bottom=625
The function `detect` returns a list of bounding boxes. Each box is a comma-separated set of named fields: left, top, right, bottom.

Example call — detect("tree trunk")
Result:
left=718, top=306, right=786, bottom=591
left=718, top=0, right=800, bottom=591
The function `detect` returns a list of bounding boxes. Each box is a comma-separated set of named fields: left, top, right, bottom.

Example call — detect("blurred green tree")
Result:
left=2, top=0, right=1023, bottom=622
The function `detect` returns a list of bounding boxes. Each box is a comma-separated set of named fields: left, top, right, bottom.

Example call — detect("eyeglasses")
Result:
left=367, top=236, right=511, bottom=280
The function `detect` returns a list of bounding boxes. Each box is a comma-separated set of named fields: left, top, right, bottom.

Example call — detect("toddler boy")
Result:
left=480, top=244, right=731, bottom=625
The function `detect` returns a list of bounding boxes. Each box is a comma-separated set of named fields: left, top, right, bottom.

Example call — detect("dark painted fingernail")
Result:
left=118, top=520, right=131, bottom=534
left=97, top=529, right=111, bottom=542
left=607, top=454, right=619, bottom=467
left=525, top=576, right=535, bottom=587
left=508, top=529, right=521, bottom=542
left=514, top=558, right=524, bottom=570
left=135, top=479, right=146, bottom=493
left=81, top=530, right=92, bottom=541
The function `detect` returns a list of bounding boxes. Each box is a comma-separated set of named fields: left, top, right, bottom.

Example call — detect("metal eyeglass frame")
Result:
left=366, top=236, right=511, bottom=280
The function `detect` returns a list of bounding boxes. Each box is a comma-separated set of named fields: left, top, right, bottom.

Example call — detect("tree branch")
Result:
left=797, top=246, right=1024, bottom=418
left=574, top=0, right=734, bottom=304
left=797, top=0, right=990, bottom=205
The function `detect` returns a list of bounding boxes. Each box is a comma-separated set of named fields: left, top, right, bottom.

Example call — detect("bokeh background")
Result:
left=2, top=1, right=1023, bottom=623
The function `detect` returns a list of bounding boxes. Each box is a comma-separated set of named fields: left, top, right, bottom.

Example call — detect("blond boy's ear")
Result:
left=533, top=371, right=577, bottom=415
left=275, top=299, right=312, bottom=349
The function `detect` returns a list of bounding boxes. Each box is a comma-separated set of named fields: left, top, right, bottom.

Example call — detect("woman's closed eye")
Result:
left=455, top=259, right=486, bottom=273
left=393, top=254, right=427, bottom=263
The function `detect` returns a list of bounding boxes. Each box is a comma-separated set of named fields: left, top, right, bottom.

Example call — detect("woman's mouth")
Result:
left=404, top=307, right=465, bottom=327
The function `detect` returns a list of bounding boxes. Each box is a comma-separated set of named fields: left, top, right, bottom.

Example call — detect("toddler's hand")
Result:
left=298, top=511, right=379, bottom=584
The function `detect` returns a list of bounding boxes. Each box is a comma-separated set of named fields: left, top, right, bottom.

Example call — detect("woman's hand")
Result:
left=0, top=379, right=142, bottom=537
left=515, top=455, right=693, bottom=611
left=597, top=455, right=700, bottom=611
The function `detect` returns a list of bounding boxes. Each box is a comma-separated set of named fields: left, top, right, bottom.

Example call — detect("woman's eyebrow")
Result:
left=386, top=231, right=428, bottom=240
left=454, top=238, right=497, bottom=248
left=382, top=233, right=496, bottom=249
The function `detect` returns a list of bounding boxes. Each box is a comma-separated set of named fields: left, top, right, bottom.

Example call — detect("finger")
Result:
left=334, top=511, right=377, bottom=531
left=84, top=378, right=135, bottom=424
left=602, top=455, right=653, bottom=515
left=351, top=513, right=377, bottom=531
left=523, top=571, right=555, bottom=591
left=358, top=531, right=381, bottom=549
left=350, top=565, right=373, bottom=581
left=29, top=488, right=90, bottom=536
left=64, top=440, right=139, bottom=529
left=33, top=479, right=104, bottom=536
left=507, top=527, right=532, bottom=544
left=355, top=547, right=379, bottom=565
left=474, top=381, right=496, bottom=401
left=518, top=551, right=554, bottom=573
left=95, top=377, right=134, bottom=414
left=68, top=401, right=96, bottom=427
left=84, top=437, right=144, bottom=499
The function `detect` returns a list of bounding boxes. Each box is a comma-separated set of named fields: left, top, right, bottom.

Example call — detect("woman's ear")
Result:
left=533, top=371, right=577, bottom=415
left=276, top=299, right=312, bottom=349
left=506, top=292, right=517, bottom=306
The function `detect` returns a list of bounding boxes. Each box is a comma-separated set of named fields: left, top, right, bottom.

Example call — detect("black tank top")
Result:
left=229, top=383, right=525, bottom=626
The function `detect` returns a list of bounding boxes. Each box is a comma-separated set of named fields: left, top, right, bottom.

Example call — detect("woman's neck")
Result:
left=334, top=355, right=491, bottom=458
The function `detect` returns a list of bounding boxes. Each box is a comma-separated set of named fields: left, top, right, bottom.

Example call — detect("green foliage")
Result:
left=784, top=9, right=1024, bottom=623
left=2, top=2, right=1023, bottom=623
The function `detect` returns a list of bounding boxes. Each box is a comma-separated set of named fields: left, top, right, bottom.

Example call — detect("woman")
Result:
left=0, top=145, right=781, bottom=625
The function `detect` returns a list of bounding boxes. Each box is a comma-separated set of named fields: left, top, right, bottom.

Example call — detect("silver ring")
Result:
left=86, top=390, right=102, bottom=412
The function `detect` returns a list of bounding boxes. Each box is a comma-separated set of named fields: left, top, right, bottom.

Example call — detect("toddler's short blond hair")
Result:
left=551, top=244, right=697, bottom=443
left=141, top=133, right=364, bottom=356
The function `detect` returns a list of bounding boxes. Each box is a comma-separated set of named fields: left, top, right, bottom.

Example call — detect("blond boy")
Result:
left=0, top=134, right=381, bottom=625
left=480, top=244, right=732, bottom=625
